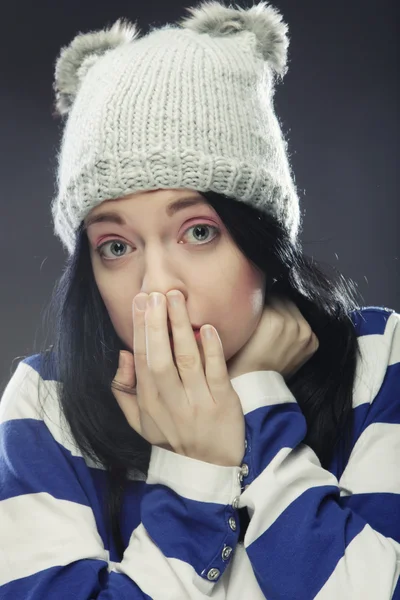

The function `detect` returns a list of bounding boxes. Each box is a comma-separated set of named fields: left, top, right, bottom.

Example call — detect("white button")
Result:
left=232, top=496, right=240, bottom=509
left=228, top=516, right=237, bottom=531
left=222, top=545, right=233, bottom=561
left=240, top=463, right=249, bottom=477
left=244, top=439, right=248, bottom=450
left=207, top=568, right=220, bottom=581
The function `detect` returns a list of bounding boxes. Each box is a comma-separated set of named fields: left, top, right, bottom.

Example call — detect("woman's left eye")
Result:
left=95, top=223, right=220, bottom=260
left=184, top=223, right=220, bottom=244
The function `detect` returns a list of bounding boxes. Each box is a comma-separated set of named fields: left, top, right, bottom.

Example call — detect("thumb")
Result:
left=111, top=351, right=141, bottom=433
left=118, top=350, right=136, bottom=388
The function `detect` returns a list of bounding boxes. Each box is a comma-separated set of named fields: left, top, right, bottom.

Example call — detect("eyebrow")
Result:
left=83, top=196, right=207, bottom=230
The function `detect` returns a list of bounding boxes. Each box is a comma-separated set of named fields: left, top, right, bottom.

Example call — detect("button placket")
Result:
left=237, top=436, right=251, bottom=491
left=201, top=499, right=240, bottom=583
left=201, top=439, right=250, bottom=581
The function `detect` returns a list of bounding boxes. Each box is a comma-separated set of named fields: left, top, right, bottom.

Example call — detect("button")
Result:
left=232, top=496, right=240, bottom=509
left=207, top=568, right=220, bottom=581
left=238, top=463, right=249, bottom=483
left=222, top=545, right=233, bottom=561
left=244, top=439, right=248, bottom=450
left=228, top=516, right=237, bottom=531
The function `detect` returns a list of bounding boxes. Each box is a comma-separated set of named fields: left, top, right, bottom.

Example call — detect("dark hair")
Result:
left=36, top=191, right=364, bottom=560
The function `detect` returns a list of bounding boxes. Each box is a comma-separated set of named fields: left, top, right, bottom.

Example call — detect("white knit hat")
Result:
left=52, top=0, right=302, bottom=255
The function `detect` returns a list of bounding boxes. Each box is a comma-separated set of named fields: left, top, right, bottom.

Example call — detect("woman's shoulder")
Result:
left=0, top=349, right=81, bottom=459
left=1, top=352, right=53, bottom=422
left=349, top=304, right=398, bottom=338
left=349, top=305, right=400, bottom=409
left=22, top=347, right=60, bottom=382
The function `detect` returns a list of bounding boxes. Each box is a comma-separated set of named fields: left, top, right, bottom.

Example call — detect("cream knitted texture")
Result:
left=52, top=2, right=301, bottom=255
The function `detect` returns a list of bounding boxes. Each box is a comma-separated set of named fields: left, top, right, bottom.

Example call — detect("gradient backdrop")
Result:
left=1, top=0, right=398, bottom=390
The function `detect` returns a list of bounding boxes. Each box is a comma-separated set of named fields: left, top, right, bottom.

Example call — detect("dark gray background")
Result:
left=1, top=0, right=398, bottom=389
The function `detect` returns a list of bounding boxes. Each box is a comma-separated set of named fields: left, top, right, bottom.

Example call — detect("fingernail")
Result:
left=149, top=293, right=162, bottom=308
left=203, top=325, right=215, bottom=339
left=167, top=293, right=180, bottom=307
left=134, top=295, right=147, bottom=311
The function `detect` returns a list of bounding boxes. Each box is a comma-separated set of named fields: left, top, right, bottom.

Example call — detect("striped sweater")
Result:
left=1, top=305, right=400, bottom=599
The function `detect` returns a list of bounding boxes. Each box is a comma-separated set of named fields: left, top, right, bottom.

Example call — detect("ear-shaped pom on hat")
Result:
left=179, top=0, right=289, bottom=76
left=53, top=18, right=140, bottom=117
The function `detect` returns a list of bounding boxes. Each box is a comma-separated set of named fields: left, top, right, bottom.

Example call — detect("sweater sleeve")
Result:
left=229, top=310, right=400, bottom=600
left=0, top=359, right=242, bottom=600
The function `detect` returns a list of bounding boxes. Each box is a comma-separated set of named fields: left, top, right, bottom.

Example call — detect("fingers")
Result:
left=269, top=295, right=316, bottom=346
left=283, top=300, right=318, bottom=349
left=165, top=291, right=233, bottom=401
left=144, top=290, right=231, bottom=409
left=133, top=294, right=149, bottom=366
left=164, top=291, right=229, bottom=401
left=144, top=292, right=186, bottom=391
left=133, top=293, right=161, bottom=401
left=201, top=326, right=232, bottom=394
left=166, top=291, right=202, bottom=372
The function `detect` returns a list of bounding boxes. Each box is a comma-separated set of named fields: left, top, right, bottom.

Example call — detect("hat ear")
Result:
left=53, top=18, right=140, bottom=117
left=179, top=0, right=289, bottom=76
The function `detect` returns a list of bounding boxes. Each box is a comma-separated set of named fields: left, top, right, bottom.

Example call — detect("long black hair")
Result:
left=35, top=190, right=364, bottom=560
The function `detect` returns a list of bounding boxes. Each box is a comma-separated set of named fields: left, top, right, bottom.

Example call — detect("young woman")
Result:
left=1, top=2, right=399, bottom=599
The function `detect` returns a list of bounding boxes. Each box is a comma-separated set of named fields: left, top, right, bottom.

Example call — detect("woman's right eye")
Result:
left=95, top=240, right=132, bottom=260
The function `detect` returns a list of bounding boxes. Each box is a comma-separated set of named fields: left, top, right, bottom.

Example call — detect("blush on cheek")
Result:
left=250, top=288, right=264, bottom=315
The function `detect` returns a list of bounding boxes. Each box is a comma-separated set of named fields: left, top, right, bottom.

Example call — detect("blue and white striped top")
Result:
left=1, top=305, right=400, bottom=599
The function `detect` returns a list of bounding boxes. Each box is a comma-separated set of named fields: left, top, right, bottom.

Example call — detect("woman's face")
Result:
left=85, top=188, right=266, bottom=368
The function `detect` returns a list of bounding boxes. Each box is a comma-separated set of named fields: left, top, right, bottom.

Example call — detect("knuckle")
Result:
left=300, top=327, right=313, bottom=345
left=290, top=317, right=300, bottom=332
left=205, top=362, right=227, bottom=386
left=305, top=334, right=318, bottom=354
left=147, top=320, right=164, bottom=334
left=207, top=374, right=227, bottom=390
left=175, top=352, right=199, bottom=371
left=151, top=360, right=170, bottom=374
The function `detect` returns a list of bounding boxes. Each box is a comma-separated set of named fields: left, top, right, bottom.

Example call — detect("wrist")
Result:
left=176, top=451, right=241, bottom=468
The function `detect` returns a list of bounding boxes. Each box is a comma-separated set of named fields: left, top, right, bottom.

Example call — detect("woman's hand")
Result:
left=226, top=296, right=320, bottom=381
left=111, top=293, right=173, bottom=452
left=111, top=291, right=245, bottom=468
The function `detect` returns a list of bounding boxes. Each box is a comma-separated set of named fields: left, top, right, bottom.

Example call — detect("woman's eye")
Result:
left=95, top=223, right=220, bottom=260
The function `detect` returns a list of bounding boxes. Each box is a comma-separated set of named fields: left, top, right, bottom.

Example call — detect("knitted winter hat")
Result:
left=51, top=0, right=301, bottom=255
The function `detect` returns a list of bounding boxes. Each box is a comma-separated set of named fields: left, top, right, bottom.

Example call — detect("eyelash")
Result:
left=94, top=223, right=221, bottom=260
